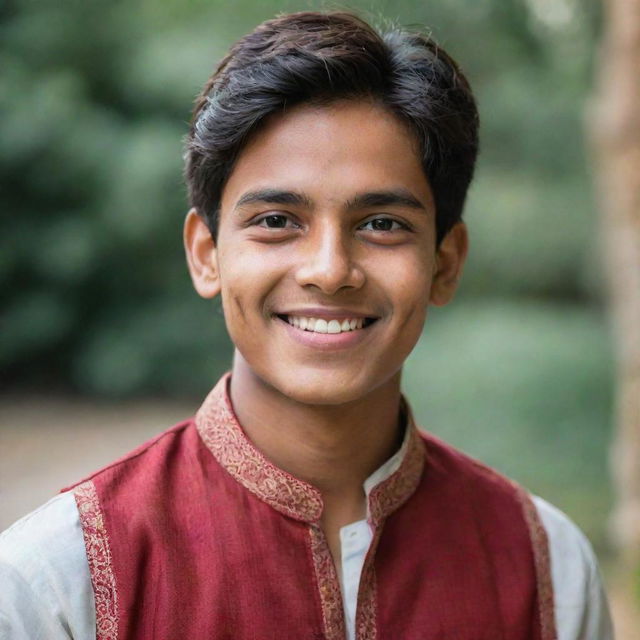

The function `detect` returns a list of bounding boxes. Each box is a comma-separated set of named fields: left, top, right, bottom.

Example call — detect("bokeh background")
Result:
left=2, top=0, right=633, bottom=631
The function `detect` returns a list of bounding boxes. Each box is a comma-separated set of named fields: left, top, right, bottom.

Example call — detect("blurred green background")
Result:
left=1, top=0, right=612, bottom=550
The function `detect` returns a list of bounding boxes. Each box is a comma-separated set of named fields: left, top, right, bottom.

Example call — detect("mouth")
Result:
left=275, top=314, right=378, bottom=334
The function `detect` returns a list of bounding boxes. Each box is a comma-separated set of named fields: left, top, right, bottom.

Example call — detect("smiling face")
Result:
left=185, top=100, right=467, bottom=405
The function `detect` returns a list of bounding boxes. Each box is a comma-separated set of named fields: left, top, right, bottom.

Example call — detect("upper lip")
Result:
left=274, top=307, right=378, bottom=320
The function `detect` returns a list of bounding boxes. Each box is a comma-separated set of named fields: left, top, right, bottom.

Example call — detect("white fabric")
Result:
left=1, top=490, right=614, bottom=640
left=0, top=492, right=95, bottom=640
left=340, top=520, right=374, bottom=640
left=536, top=497, right=615, bottom=640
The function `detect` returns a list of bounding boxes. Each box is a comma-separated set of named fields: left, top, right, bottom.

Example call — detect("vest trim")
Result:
left=309, top=524, right=345, bottom=640
left=73, top=480, right=119, bottom=640
left=196, top=374, right=324, bottom=522
left=368, top=423, right=425, bottom=525
left=518, top=488, right=557, bottom=640
left=355, top=527, right=382, bottom=640
left=195, top=373, right=427, bottom=525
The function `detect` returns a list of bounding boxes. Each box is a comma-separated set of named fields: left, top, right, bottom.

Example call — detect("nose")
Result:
left=294, top=223, right=365, bottom=294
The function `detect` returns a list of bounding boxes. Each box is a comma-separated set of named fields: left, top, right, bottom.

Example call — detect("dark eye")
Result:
left=259, top=214, right=291, bottom=228
left=361, top=218, right=404, bottom=232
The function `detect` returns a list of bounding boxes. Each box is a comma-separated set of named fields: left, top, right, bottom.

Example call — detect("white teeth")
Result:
left=284, top=315, right=371, bottom=334
left=327, top=320, right=341, bottom=334
left=315, top=319, right=328, bottom=333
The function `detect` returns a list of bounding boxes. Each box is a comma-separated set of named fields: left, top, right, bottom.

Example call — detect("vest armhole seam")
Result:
left=517, top=488, right=558, bottom=640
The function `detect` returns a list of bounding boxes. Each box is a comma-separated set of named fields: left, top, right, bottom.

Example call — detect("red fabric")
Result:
left=66, top=394, right=547, bottom=639
left=375, top=433, right=541, bottom=639
left=71, top=422, right=326, bottom=639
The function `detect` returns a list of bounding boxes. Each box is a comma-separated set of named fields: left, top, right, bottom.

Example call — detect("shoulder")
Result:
left=418, top=433, right=614, bottom=639
left=532, top=496, right=614, bottom=640
left=0, top=492, right=95, bottom=639
left=419, top=431, right=533, bottom=505
left=64, top=418, right=195, bottom=492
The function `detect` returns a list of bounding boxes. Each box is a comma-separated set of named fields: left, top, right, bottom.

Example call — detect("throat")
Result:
left=228, top=350, right=405, bottom=494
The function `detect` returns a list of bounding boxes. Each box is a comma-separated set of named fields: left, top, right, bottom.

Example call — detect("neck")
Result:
left=229, top=352, right=404, bottom=515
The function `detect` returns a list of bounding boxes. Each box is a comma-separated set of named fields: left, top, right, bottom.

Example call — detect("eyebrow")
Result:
left=235, top=189, right=313, bottom=209
left=344, top=189, right=427, bottom=212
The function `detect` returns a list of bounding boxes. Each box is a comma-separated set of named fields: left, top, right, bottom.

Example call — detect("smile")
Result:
left=280, top=315, right=376, bottom=334
left=272, top=311, right=379, bottom=350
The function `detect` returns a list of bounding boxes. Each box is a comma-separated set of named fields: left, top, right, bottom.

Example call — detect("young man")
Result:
left=1, top=11, right=613, bottom=640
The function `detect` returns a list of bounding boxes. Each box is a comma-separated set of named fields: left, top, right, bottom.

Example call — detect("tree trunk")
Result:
left=588, top=0, right=640, bottom=564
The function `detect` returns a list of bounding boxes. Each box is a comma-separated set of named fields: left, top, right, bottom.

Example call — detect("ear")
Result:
left=183, top=209, right=221, bottom=299
left=429, top=222, right=468, bottom=307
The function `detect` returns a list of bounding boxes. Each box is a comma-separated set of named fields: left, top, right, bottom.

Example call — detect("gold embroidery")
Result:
left=73, top=481, right=119, bottom=640
left=195, top=374, right=323, bottom=522
left=518, top=489, right=557, bottom=640
left=354, top=528, right=382, bottom=640
left=196, top=373, right=428, bottom=640
left=196, top=374, right=427, bottom=528
left=309, top=525, right=346, bottom=640
left=368, top=427, right=426, bottom=524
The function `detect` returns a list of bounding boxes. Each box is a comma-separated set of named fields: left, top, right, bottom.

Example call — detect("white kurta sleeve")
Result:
left=533, top=496, right=615, bottom=640
left=0, top=492, right=96, bottom=640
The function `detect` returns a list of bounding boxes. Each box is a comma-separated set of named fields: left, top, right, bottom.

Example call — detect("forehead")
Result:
left=220, top=100, right=434, bottom=212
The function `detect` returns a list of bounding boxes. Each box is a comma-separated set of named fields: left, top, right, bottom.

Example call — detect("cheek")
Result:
left=366, top=249, right=433, bottom=308
left=216, top=244, right=287, bottom=323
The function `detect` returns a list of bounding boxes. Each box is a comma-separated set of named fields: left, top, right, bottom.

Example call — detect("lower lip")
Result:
left=276, top=317, right=375, bottom=350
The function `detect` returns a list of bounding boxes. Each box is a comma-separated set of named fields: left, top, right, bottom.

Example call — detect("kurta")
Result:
left=65, top=374, right=556, bottom=640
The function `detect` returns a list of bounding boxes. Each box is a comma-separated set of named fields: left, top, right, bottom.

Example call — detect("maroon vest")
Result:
left=66, top=375, right=556, bottom=640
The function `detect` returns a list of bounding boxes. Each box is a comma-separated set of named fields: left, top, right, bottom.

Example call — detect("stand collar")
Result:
left=195, top=373, right=426, bottom=524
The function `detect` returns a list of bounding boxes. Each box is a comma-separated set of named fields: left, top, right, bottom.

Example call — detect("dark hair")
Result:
left=184, top=11, right=479, bottom=244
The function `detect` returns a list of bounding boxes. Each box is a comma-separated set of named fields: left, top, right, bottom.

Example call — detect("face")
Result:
left=185, top=100, right=467, bottom=405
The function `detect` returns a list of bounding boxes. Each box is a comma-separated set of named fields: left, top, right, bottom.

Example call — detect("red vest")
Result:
left=66, top=375, right=556, bottom=639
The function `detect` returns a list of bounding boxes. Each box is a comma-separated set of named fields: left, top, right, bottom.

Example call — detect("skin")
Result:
left=184, top=100, right=468, bottom=570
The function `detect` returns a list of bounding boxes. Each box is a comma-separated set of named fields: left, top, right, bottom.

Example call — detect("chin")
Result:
left=270, top=370, right=375, bottom=407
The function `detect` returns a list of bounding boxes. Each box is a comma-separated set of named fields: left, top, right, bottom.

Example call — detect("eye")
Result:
left=255, top=214, right=299, bottom=229
left=359, top=217, right=408, bottom=232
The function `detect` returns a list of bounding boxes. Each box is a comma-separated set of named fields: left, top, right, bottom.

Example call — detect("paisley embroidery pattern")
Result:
left=73, top=480, right=119, bottom=640
left=196, top=374, right=427, bottom=527
left=196, top=373, right=428, bottom=640
left=518, top=489, right=557, bottom=640
left=368, top=426, right=426, bottom=525
left=195, top=374, right=323, bottom=522
left=309, top=524, right=346, bottom=640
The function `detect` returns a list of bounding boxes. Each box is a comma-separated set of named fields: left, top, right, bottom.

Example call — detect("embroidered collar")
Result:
left=195, top=373, right=426, bottom=525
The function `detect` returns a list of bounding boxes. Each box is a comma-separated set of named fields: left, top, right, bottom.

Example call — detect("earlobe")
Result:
left=183, top=209, right=221, bottom=299
left=429, top=222, right=468, bottom=307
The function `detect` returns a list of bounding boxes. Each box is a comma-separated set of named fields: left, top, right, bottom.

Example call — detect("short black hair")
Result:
left=185, top=11, right=479, bottom=244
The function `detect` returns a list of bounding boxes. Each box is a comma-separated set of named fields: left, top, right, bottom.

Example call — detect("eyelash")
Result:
left=255, top=214, right=301, bottom=229
left=359, top=217, right=410, bottom=232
